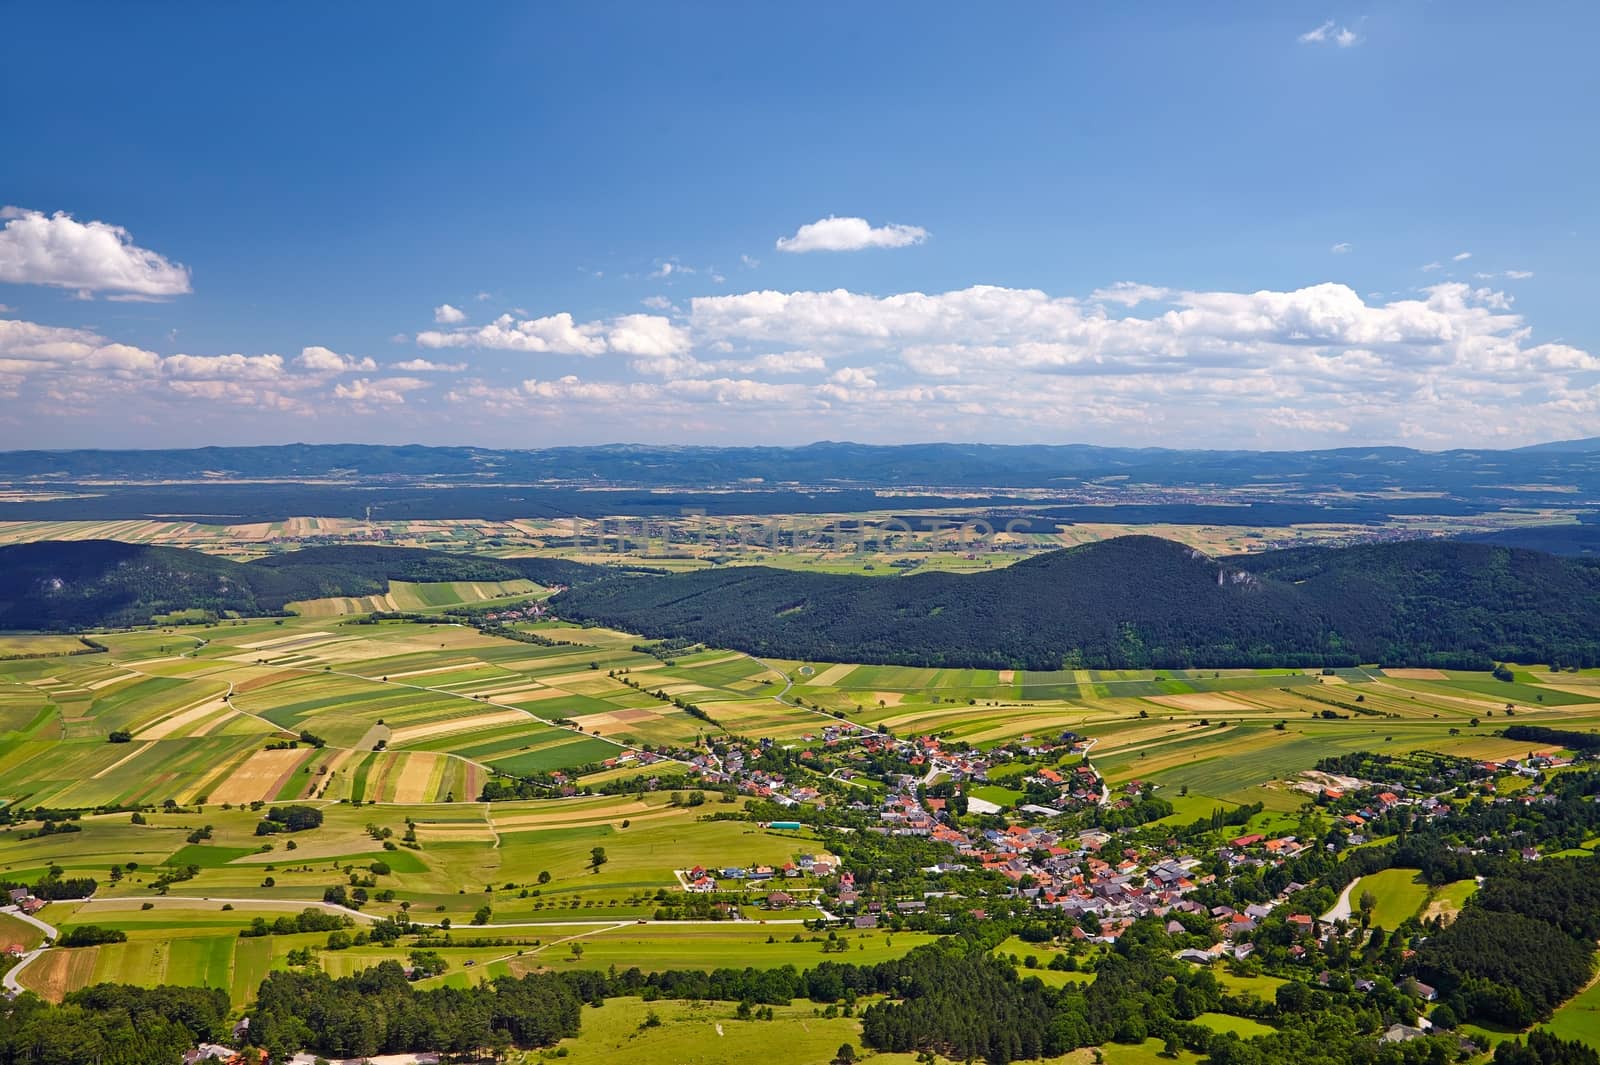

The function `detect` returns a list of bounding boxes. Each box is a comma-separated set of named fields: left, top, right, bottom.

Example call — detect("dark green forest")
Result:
left=0, top=541, right=602, bottom=630
left=553, top=536, right=1600, bottom=669
left=6, top=536, right=1600, bottom=669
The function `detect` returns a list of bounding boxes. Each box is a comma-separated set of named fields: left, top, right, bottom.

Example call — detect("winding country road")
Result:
left=2, top=904, right=60, bottom=996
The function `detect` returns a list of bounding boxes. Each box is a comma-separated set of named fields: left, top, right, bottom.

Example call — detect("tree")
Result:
left=590, top=846, right=608, bottom=872
left=835, top=1043, right=858, bottom=1065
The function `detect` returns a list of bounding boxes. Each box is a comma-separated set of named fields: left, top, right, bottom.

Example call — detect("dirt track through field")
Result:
left=137, top=694, right=230, bottom=739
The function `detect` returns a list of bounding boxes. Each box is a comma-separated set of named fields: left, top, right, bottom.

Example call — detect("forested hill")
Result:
left=0, top=542, right=606, bottom=630
left=552, top=537, right=1600, bottom=670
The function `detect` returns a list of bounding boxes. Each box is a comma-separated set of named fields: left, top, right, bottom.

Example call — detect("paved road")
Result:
left=2, top=904, right=60, bottom=996
left=69, top=896, right=814, bottom=931
left=1321, top=877, right=1360, bottom=923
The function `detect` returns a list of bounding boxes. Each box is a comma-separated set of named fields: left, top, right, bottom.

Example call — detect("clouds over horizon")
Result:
left=0, top=207, right=192, bottom=299
left=4, top=274, right=1596, bottom=447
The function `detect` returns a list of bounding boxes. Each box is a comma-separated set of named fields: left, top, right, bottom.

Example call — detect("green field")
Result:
left=1359, top=868, right=1431, bottom=929
left=1545, top=976, right=1600, bottom=1047
left=5, top=599, right=1600, bottom=1027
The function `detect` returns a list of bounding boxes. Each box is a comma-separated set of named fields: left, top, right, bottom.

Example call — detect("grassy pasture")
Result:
left=547, top=995, right=863, bottom=1065
left=1545, top=974, right=1600, bottom=1047
left=0, top=635, right=92, bottom=658
left=1358, top=868, right=1431, bottom=929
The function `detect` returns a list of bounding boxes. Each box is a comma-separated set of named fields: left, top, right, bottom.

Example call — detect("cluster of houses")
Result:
left=476, top=602, right=552, bottom=624
left=682, top=853, right=839, bottom=899
left=179, top=1020, right=259, bottom=1064
left=4, top=887, right=45, bottom=915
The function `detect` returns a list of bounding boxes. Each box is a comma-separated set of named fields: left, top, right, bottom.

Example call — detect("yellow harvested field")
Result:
left=86, top=671, right=139, bottom=690
left=208, top=747, right=312, bottom=804
left=493, top=799, right=656, bottom=830
left=809, top=663, right=856, bottom=686
left=236, top=630, right=340, bottom=651
left=870, top=692, right=904, bottom=706
left=1148, top=692, right=1255, bottom=713
left=18, top=948, right=99, bottom=1002
left=412, top=823, right=498, bottom=843
left=1383, top=668, right=1450, bottom=680
left=388, top=709, right=531, bottom=744
left=136, top=694, right=231, bottom=740
left=390, top=753, right=443, bottom=803
left=997, top=670, right=1015, bottom=684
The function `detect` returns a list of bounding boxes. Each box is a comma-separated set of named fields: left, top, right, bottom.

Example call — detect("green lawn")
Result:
left=1194, top=1012, right=1276, bottom=1037
left=1359, top=868, right=1430, bottom=929
left=1544, top=976, right=1600, bottom=1046
left=552, top=995, right=863, bottom=1065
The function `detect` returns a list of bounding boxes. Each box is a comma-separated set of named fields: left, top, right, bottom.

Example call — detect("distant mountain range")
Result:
left=2, top=439, right=1599, bottom=494
left=7, top=537, right=1597, bottom=671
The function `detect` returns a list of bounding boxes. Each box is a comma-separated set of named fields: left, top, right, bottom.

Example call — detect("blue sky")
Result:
left=2, top=2, right=1596, bottom=449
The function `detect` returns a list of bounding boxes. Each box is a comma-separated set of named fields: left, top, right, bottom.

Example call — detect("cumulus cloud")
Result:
left=433, top=303, right=466, bottom=324
left=775, top=215, right=928, bottom=253
left=393, top=358, right=466, bottom=372
left=1299, top=20, right=1360, bottom=47
left=4, top=271, right=1594, bottom=447
left=418, top=312, right=607, bottom=355
left=332, top=376, right=429, bottom=406
left=1452, top=251, right=1472, bottom=261
left=0, top=207, right=192, bottom=298
left=296, top=345, right=377, bottom=373
left=163, top=353, right=285, bottom=380
left=1091, top=282, right=1171, bottom=306
left=606, top=314, right=690, bottom=357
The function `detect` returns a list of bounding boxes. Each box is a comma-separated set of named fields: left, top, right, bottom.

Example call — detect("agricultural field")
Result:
left=5, top=578, right=1600, bottom=1032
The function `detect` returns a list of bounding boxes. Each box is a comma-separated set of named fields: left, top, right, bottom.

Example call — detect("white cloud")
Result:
left=829, top=366, right=877, bottom=389
left=606, top=314, right=690, bottom=358
left=0, top=207, right=192, bottom=297
left=393, top=358, right=466, bottom=372
left=418, top=312, right=607, bottom=355
left=641, top=295, right=674, bottom=311
left=1330, top=242, right=1352, bottom=254
left=650, top=260, right=694, bottom=279
left=1299, top=20, right=1360, bottom=47
left=1091, top=282, right=1171, bottom=306
left=296, top=345, right=377, bottom=373
left=333, top=376, right=429, bottom=406
left=1453, top=251, right=1472, bottom=261
left=775, top=215, right=928, bottom=253
left=433, top=303, right=466, bottom=324
left=740, top=254, right=760, bottom=269
left=1505, top=270, right=1534, bottom=280
left=1421, top=262, right=1443, bottom=272
left=474, top=291, right=492, bottom=302
left=163, top=353, right=285, bottom=381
